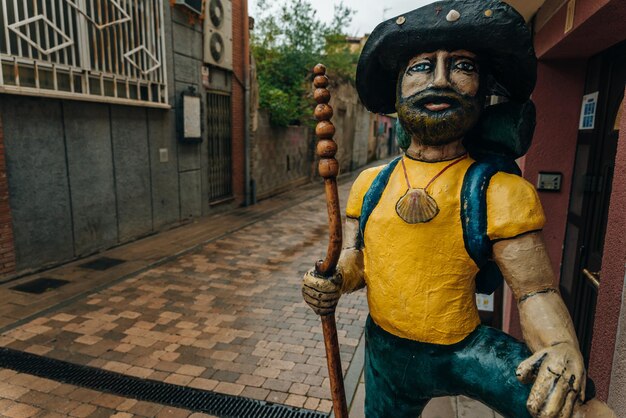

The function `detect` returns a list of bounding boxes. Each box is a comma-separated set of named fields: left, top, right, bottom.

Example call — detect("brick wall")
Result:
left=230, top=0, right=250, bottom=205
left=0, top=115, right=16, bottom=276
left=252, top=111, right=313, bottom=200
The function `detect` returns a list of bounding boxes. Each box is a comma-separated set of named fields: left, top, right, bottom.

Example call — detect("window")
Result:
left=0, top=0, right=168, bottom=107
left=579, top=92, right=599, bottom=130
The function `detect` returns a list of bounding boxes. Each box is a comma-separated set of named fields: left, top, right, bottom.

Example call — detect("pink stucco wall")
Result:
left=505, top=4, right=626, bottom=398
left=535, top=0, right=626, bottom=60
left=588, top=90, right=626, bottom=401
left=506, top=60, right=587, bottom=341
left=523, top=61, right=587, bottom=276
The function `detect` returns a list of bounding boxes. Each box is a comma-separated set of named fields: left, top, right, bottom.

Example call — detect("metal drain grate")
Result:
left=79, top=257, right=126, bottom=271
left=0, top=348, right=328, bottom=418
left=10, top=278, right=70, bottom=294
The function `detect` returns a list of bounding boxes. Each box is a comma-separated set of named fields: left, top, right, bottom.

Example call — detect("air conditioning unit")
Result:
left=204, top=0, right=233, bottom=71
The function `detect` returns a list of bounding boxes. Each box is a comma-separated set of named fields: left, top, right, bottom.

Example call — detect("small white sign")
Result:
left=537, top=172, right=563, bottom=192
left=183, top=95, right=202, bottom=139
left=159, top=148, right=169, bottom=163
left=476, top=293, right=494, bottom=312
left=579, top=92, right=599, bottom=130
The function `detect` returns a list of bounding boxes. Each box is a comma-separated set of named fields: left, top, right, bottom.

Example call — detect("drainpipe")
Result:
left=244, top=8, right=253, bottom=207
left=244, top=72, right=252, bottom=206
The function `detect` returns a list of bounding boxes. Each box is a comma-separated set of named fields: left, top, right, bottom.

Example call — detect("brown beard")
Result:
left=396, top=88, right=483, bottom=146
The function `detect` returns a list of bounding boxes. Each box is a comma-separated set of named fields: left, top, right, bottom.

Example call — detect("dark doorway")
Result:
left=560, top=41, right=626, bottom=364
left=206, top=92, right=233, bottom=203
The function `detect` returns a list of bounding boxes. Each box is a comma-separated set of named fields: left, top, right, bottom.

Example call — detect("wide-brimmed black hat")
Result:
left=356, top=0, right=537, bottom=114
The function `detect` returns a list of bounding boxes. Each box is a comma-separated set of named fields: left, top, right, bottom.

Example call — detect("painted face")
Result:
left=396, top=50, right=484, bottom=146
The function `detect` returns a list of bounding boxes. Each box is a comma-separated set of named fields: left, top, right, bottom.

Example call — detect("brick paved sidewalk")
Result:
left=0, top=174, right=367, bottom=417
left=0, top=157, right=502, bottom=418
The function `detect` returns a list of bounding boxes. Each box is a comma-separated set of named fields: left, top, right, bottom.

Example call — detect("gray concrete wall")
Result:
left=608, top=268, right=626, bottom=416
left=1, top=97, right=74, bottom=269
left=0, top=95, right=182, bottom=273
left=110, top=106, right=153, bottom=242
left=170, top=7, right=204, bottom=220
left=170, top=7, right=233, bottom=218
left=0, top=4, right=237, bottom=275
left=64, top=102, right=118, bottom=256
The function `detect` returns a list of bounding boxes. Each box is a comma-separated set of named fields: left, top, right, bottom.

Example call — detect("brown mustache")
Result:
left=400, top=88, right=472, bottom=110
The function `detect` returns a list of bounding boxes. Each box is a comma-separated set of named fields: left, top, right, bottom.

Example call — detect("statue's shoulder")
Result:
left=355, top=164, right=386, bottom=184
left=346, top=164, right=388, bottom=219
left=487, top=171, right=538, bottom=202
left=351, top=164, right=389, bottom=196
left=486, top=172, right=546, bottom=241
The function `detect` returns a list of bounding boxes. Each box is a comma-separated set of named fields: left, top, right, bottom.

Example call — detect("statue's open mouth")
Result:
left=415, top=95, right=461, bottom=113
left=425, top=102, right=452, bottom=112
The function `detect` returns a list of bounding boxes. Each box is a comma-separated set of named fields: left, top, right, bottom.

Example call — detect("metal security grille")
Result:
left=207, top=92, right=233, bottom=202
left=0, top=348, right=327, bottom=418
left=0, top=0, right=168, bottom=107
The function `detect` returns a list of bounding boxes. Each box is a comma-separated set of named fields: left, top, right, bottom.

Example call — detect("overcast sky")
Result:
left=248, top=0, right=438, bottom=37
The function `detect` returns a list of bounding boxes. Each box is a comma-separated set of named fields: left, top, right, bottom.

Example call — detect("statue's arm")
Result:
left=338, top=217, right=365, bottom=294
left=493, top=231, right=585, bottom=418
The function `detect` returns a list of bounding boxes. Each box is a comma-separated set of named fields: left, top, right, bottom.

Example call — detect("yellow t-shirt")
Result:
left=346, top=156, right=545, bottom=345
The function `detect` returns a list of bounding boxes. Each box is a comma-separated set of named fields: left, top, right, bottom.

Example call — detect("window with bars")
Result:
left=0, top=0, right=168, bottom=107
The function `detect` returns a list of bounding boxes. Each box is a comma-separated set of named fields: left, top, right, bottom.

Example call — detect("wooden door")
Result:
left=559, top=41, right=626, bottom=364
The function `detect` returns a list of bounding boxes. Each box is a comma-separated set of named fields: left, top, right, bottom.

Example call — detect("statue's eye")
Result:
left=455, top=61, right=477, bottom=73
left=407, top=62, right=432, bottom=74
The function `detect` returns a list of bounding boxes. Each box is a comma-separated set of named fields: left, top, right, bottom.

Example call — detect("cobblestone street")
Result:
left=0, top=163, right=504, bottom=418
left=0, top=176, right=368, bottom=417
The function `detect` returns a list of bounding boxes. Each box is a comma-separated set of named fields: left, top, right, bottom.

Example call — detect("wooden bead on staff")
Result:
left=313, top=64, right=342, bottom=277
left=311, top=63, right=349, bottom=418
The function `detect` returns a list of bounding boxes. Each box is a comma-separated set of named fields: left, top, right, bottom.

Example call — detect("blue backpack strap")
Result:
left=359, top=156, right=403, bottom=243
left=461, top=156, right=521, bottom=294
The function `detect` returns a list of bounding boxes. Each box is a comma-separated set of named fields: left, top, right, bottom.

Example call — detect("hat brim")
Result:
left=356, top=0, right=537, bottom=114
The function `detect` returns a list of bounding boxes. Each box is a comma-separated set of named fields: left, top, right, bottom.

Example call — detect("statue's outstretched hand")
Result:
left=302, top=268, right=342, bottom=316
left=517, top=342, right=586, bottom=418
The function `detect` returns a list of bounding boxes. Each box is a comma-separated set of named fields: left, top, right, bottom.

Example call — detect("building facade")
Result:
left=502, top=0, right=626, bottom=409
left=0, top=0, right=250, bottom=279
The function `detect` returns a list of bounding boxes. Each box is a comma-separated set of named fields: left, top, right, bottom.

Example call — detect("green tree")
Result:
left=252, top=0, right=358, bottom=127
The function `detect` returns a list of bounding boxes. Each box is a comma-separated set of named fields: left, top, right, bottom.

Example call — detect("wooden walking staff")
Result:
left=312, top=64, right=349, bottom=418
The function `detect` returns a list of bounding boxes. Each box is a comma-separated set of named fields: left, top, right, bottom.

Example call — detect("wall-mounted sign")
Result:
left=180, top=87, right=202, bottom=143
left=476, top=293, right=494, bottom=313
left=175, top=0, right=203, bottom=15
left=579, top=92, right=599, bottom=130
left=537, top=172, right=563, bottom=192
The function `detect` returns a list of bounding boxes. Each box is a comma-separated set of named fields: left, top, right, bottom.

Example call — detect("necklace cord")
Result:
left=401, top=158, right=412, bottom=189
left=401, top=153, right=469, bottom=192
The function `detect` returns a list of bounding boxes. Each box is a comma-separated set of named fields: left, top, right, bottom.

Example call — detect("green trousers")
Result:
left=364, top=316, right=533, bottom=418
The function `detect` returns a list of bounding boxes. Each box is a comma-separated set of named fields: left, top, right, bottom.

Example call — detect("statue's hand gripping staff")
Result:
left=305, top=64, right=349, bottom=418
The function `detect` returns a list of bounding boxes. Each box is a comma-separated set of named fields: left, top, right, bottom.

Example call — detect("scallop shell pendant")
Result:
left=395, top=188, right=440, bottom=224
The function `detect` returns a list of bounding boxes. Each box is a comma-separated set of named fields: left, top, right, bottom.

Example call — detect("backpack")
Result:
left=358, top=101, right=536, bottom=295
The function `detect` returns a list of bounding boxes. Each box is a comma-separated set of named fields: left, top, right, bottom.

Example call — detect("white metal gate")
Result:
left=0, top=0, right=168, bottom=107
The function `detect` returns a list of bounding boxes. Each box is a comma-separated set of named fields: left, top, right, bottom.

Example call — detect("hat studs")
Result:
left=396, top=16, right=406, bottom=25
left=446, top=10, right=461, bottom=22
left=484, top=9, right=493, bottom=18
